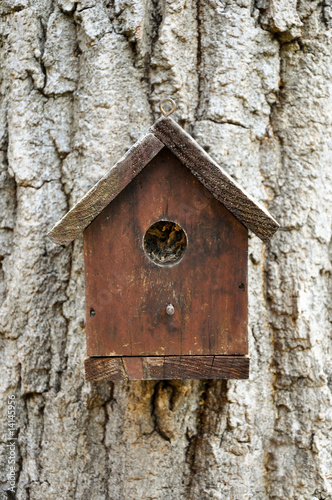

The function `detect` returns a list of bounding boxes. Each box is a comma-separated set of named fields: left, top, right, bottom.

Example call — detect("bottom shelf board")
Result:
left=85, top=355, right=249, bottom=381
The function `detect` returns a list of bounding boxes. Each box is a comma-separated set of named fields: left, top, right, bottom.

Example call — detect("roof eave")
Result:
left=48, top=117, right=279, bottom=246
left=150, top=116, right=279, bottom=242
left=47, top=133, right=164, bottom=245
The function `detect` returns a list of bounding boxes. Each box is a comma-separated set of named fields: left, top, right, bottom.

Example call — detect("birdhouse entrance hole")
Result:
left=143, top=220, right=187, bottom=266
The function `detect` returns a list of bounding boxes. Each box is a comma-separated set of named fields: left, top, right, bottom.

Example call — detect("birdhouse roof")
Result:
left=48, top=116, right=279, bottom=246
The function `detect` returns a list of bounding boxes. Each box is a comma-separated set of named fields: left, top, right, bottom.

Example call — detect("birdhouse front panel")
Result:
left=84, top=147, right=248, bottom=358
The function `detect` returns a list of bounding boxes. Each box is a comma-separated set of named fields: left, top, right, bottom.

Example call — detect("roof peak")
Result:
left=48, top=116, right=279, bottom=246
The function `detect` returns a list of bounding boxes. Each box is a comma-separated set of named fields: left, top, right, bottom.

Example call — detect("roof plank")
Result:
left=150, top=117, right=279, bottom=242
left=48, top=117, right=279, bottom=245
left=48, top=133, right=164, bottom=245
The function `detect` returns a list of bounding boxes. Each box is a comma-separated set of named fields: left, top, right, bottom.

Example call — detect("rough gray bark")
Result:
left=0, top=0, right=331, bottom=499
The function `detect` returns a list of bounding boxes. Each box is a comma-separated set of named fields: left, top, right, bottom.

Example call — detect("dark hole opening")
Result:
left=238, top=283, right=245, bottom=291
left=90, top=308, right=95, bottom=317
left=143, top=220, right=187, bottom=265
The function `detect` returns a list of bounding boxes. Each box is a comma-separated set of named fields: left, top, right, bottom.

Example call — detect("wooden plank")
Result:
left=84, top=356, right=250, bottom=381
left=84, top=357, right=125, bottom=382
left=84, top=148, right=248, bottom=357
left=48, top=133, right=164, bottom=245
left=122, top=357, right=145, bottom=379
left=141, top=357, right=165, bottom=379
left=163, top=356, right=215, bottom=379
left=150, top=117, right=279, bottom=242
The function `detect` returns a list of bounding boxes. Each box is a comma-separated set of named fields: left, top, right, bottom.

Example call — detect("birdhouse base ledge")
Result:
left=84, top=355, right=250, bottom=381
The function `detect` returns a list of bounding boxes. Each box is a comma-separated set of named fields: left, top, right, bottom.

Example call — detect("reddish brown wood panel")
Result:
left=84, top=147, right=248, bottom=357
left=84, top=356, right=250, bottom=381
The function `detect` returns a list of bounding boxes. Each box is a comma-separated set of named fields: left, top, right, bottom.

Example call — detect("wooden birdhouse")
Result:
left=48, top=100, right=279, bottom=382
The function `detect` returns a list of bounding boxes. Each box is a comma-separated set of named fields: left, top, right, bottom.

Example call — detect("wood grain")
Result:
left=84, top=356, right=125, bottom=382
left=47, top=133, right=164, bottom=245
left=150, top=117, right=279, bottom=242
left=84, top=148, right=248, bottom=357
left=85, top=356, right=250, bottom=381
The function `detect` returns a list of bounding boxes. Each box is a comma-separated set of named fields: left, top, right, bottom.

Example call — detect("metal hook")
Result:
left=159, top=97, right=176, bottom=117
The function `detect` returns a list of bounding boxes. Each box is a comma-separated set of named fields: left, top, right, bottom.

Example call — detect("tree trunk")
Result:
left=1, top=1, right=332, bottom=498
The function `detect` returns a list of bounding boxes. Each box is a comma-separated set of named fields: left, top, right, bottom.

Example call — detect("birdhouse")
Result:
left=48, top=101, right=279, bottom=382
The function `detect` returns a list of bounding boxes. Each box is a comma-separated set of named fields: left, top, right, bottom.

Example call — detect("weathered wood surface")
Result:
left=151, top=117, right=279, bottom=242
left=48, top=116, right=279, bottom=247
left=84, top=148, right=248, bottom=357
left=84, top=356, right=250, bottom=381
left=47, top=133, right=164, bottom=245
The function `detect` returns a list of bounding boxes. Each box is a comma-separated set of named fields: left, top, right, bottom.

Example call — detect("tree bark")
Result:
left=1, top=1, right=332, bottom=499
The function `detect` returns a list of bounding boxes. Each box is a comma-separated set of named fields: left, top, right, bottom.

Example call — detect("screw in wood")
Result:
left=166, top=304, right=175, bottom=315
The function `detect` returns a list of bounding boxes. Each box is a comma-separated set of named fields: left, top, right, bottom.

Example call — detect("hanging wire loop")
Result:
left=159, top=97, right=176, bottom=117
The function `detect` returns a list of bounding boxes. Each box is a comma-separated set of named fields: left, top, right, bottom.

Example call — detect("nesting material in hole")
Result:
left=144, top=220, right=187, bottom=265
